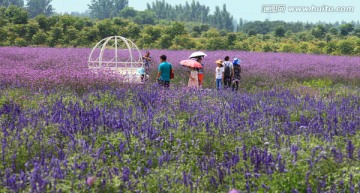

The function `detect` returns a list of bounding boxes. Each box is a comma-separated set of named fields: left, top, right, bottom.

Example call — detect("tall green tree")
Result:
left=119, top=6, right=137, bottom=19
left=88, top=0, right=128, bottom=19
left=147, top=0, right=213, bottom=27
left=4, top=5, right=27, bottom=24
left=26, top=0, right=53, bottom=18
left=0, top=0, right=24, bottom=7
left=339, top=23, right=354, bottom=36
left=274, top=26, right=285, bottom=37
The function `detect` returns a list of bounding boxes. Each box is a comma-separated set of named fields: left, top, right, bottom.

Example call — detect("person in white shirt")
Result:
left=215, top=59, right=224, bottom=90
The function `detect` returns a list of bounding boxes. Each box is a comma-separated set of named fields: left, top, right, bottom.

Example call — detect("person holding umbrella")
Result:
left=189, top=51, right=206, bottom=88
left=187, top=66, right=199, bottom=89
left=179, top=58, right=203, bottom=89
left=156, top=55, right=173, bottom=88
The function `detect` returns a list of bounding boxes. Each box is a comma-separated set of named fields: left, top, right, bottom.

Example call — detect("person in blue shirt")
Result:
left=156, top=55, right=173, bottom=88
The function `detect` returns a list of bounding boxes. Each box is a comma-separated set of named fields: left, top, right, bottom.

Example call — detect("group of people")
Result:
left=143, top=51, right=241, bottom=91
left=215, top=56, right=242, bottom=91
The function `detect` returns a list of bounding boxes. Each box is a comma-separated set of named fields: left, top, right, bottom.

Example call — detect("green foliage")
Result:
left=339, top=23, right=354, bottom=36
left=25, top=20, right=39, bottom=41
left=158, top=34, right=172, bottom=49
left=0, top=0, right=24, bottom=7
left=4, top=5, right=27, bottom=24
left=133, top=10, right=156, bottom=25
left=274, top=26, right=285, bottom=37
left=202, top=28, right=220, bottom=38
left=247, top=29, right=256, bottom=36
left=88, top=0, right=128, bottom=19
left=205, top=37, right=226, bottom=50
left=147, top=0, right=233, bottom=31
left=142, top=25, right=161, bottom=42
left=0, top=9, right=360, bottom=55
left=297, top=42, right=309, bottom=53
left=119, top=6, right=136, bottom=18
left=311, top=24, right=327, bottom=38
left=165, top=22, right=187, bottom=38
left=171, top=34, right=196, bottom=49
left=226, top=32, right=237, bottom=48
left=47, top=26, right=62, bottom=47
left=62, top=27, right=79, bottom=45
left=262, top=43, right=273, bottom=52
left=14, top=37, right=28, bottom=46
left=77, top=26, right=98, bottom=46
left=280, top=43, right=295, bottom=53
left=0, top=27, right=8, bottom=44
left=34, top=14, right=50, bottom=31
left=26, top=0, right=53, bottom=18
left=10, top=24, right=27, bottom=37
left=96, top=19, right=117, bottom=38
left=31, top=31, right=47, bottom=45
left=303, top=79, right=333, bottom=88
left=337, top=40, right=355, bottom=55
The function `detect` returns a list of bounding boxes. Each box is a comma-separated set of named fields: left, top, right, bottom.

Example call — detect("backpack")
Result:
left=223, top=61, right=231, bottom=77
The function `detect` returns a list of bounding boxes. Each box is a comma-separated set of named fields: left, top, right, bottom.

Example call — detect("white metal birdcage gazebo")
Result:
left=88, top=36, right=146, bottom=83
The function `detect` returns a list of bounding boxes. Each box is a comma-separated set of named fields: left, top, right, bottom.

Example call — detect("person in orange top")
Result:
left=195, top=56, right=205, bottom=88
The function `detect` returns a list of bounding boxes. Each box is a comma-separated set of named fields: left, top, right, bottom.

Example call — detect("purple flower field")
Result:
left=0, top=47, right=360, bottom=192
left=1, top=47, right=360, bottom=89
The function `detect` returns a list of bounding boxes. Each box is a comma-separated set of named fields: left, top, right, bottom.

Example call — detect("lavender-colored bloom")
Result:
left=307, top=184, right=313, bottom=193
left=262, top=184, right=271, bottom=191
left=86, top=176, right=96, bottom=186
left=228, top=189, right=240, bottom=193
left=183, top=171, right=188, bottom=187
left=1, top=47, right=360, bottom=192
left=346, top=140, right=355, bottom=159
left=290, top=144, right=299, bottom=163
left=122, top=167, right=130, bottom=182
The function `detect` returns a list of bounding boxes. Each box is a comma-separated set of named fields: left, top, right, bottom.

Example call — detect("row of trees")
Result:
left=0, top=0, right=129, bottom=20
left=241, top=20, right=360, bottom=37
left=1, top=5, right=359, bottom=56
left=0, top=0, right=53, bottom=18
left=88, top=0, right=128, bottom=20
left=146, top=0, right=234, bottom=31
left=2, top=0, right=360, bottom=33
left=1, top=0, right=234, bottom=31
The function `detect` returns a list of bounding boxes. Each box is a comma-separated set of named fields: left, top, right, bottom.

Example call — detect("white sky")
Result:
left=51, top=0, right=360, bottom=23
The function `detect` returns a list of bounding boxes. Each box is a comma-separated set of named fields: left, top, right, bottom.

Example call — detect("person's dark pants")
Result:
left=158, top=80, right=170, bottom=88
left=224, top=77, right=231, bottom=89
left=232, top=81, right=239, bottom=91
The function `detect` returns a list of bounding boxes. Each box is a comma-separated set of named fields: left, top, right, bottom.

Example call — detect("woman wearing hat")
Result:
left=215, top=59, right=224, bottom=90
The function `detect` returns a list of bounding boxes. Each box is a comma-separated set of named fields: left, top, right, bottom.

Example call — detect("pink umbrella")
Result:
left=180, top=59, right=203, bottom=68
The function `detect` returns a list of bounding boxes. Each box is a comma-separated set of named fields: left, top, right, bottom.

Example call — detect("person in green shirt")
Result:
left=156, top=55, right=173, bottom=88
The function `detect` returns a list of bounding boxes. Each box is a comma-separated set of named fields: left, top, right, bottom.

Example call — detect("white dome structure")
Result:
left=88, top=36, right=146, bottom=83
